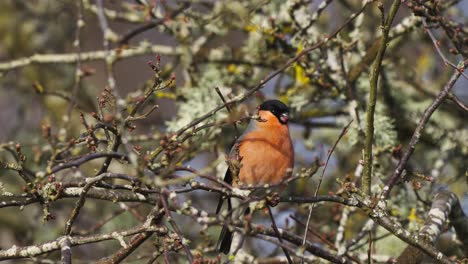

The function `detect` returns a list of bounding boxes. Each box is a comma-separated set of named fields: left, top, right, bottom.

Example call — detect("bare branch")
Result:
left=0, top=225, right=166, bottom=260
left=363, top=0, right=401, bottom=195
left=0, top=44, right=181, bottom=73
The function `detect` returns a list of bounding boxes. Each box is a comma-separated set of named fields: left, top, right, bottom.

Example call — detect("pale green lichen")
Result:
left=348, top=103, right=396, bottom=148
left=166, top=66, right=231, bottom=133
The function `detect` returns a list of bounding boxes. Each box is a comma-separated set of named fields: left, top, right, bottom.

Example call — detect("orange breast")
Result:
left=235, top=126, right=294, bottom=186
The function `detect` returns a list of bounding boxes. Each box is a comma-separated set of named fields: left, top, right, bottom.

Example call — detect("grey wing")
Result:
left=228, top=119, right=256, bottom=158
left=216, top=119, right=256, bottom=213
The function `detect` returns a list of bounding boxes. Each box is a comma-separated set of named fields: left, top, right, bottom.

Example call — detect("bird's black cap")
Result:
left=258, top=100, right=290, bottom=124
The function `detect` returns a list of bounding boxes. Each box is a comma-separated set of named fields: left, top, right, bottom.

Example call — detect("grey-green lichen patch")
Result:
left=166, top=66, right=230, bottom=133
left=348, top=103, right=396, bottom=148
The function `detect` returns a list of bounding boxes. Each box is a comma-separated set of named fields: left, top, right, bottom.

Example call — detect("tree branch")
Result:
left=0, top=44, right=181, bottom=73
left=363, top=0, right=401, bottom=195
left=0, top=225, right=166, bottom=260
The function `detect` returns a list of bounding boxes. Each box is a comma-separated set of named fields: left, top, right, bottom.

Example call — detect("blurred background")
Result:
left=0, top=0, right=467, bottom=263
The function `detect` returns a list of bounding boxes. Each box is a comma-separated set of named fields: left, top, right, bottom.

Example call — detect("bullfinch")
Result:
left=216, top=99, right=294, bottom=254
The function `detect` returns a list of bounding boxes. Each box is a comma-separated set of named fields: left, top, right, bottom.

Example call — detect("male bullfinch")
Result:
left=216, top=99, right=294, bottom=254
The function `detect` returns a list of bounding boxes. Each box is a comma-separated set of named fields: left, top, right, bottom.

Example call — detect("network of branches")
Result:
left=0, top=0, right=467, bottom=263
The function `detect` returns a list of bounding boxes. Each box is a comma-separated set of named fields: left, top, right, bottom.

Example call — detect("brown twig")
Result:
left=96, top=204, right=164, bottom=263
left=448, top=92, right=468, bottom=112
left=175, top=166, right=234, bottom=190
left=118, top=3, right=190, bottom=45
left=233, top=224, right=351, bottom=263
left=66, top=0, right=84, bottom=121
left=49, top=152, right=129, bottom=175
left=301, top=120, right=353, bottom=254
left=215, top=87, right=240, bottom=139
left=96, top=0, right=118, bottom=94
left=63, top=173, right=135, bottom=235
left=96, top=232, right=153, bottom=264
left=159, top=191, right=194, bottom=263
left=267, top=206, right=293, bottom=264
left=423, top=19, right=468, bottom=80
left=77, top=204, right=143, bottom=236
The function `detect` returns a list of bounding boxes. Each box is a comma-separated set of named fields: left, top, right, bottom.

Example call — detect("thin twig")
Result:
left=367, top=231, right=373, bottom=264
left=299, top=0, right=333, bottom=36
left=345, top=220, right=375, bottom=252
left=301, top=120, right=353, bottom=258
left=95, top=135, right=122, bottom=175
left=77, top=204, right=142, bottom=236
left=159, top=191, right=194, bottom=263
left=118, top=3, right=190, bottom=45
left=252, top=234, right=314, bottom=263
left=96, top=0, right=118, bottom=93
left=423, top=19, right=468, bottom=80
left=66, top=0, right=84, bottom=121
left=350, top=233, right=391, bottom=251
left=225, top=224, right=351, bottom=263
left=289, top=215, right=336, bottom=249
left=63, top=173, right=135, bottom=235
left=96, top=232, right=153, bottom=264
left=290, top=214, right=363, bottom=263
left=215, top=87, right=240, bottom=138
left=267, top=206, right=293, bottom=264
left=448, top=92, right=468, bottom=111
left=49, top=152, right=128, bottom=175
left=162, top=240, right=171, bottom=264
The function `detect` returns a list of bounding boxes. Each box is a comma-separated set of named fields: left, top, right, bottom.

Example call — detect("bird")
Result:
left=216, top=99, right=294, bottom=255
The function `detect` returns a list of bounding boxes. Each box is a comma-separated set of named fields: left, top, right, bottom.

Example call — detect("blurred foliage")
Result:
left=0, top=0, right=467, bottom=263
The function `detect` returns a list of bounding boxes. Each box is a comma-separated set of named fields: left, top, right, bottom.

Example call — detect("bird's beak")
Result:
left=280, top=113, right=289, bottom=123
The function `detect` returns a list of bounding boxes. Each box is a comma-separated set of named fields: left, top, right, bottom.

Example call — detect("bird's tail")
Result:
left=216, top=169, right=235, bottom=254
left=216, top=202, right=250, bottom=254
left=216, top=196, right=234, bottom=254
left=217, top=224, right=234, bottom=254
